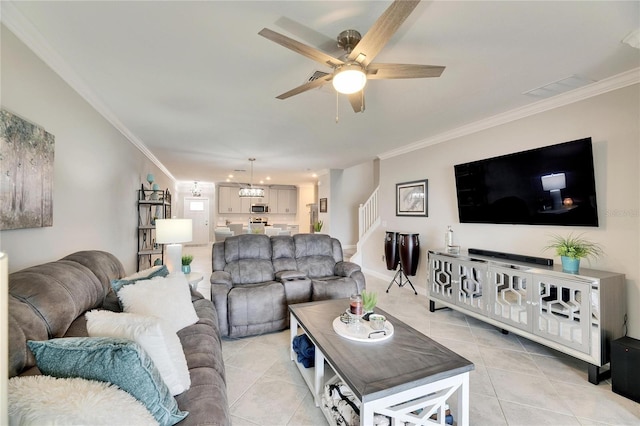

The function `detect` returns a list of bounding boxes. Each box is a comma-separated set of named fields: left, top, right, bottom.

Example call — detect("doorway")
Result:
left=183, top=197, right=210, bottom=245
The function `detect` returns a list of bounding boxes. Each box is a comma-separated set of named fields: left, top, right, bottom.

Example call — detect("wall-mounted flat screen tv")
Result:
left=454, top=137, right=599, bottom=226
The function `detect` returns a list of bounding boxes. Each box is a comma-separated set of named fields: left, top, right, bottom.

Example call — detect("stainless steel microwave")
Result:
left=251, top=204, right=269, bottom=213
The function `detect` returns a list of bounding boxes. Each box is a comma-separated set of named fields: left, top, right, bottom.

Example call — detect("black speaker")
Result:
left=611, top=336, right=640, bottom=403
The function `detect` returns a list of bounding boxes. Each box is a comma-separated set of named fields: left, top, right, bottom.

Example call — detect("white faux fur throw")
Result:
left=8, top=375, right=158, bottom=425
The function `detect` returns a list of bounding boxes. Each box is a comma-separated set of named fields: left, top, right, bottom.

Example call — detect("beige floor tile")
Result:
left=225, top=364, right=261, bottom=407
left=287, top=392, right=328, bottom=426
left=553, top=380, right=640, bottom=425
left=531, top=352, right=589, bottom=386
left=230, top=375, right=310, bottom=425
left=458, top=392, right=507, bottom=426
left=479, top=345, right=541, bottom=375
left=488, top=368, right=572, bottom=415
left=224, top=341, right=282, bottom=375
left=429, top=320, right=476, bottom=343
left=470, top=327, right=526, bottom=352
left=500, top=400, right=582, bottom=425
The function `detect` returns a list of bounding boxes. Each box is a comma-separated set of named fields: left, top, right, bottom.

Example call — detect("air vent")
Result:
left=523, top=75, right=596, bottom=98
left=307, top=70, right=329, bottom=82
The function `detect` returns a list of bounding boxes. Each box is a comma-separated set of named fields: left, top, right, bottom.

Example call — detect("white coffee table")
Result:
left=289, top=299, right=473, bottom=426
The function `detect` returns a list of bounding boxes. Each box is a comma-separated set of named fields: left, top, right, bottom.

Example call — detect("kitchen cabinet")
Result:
left=218, top=186, right=242, bottom=213
left=277, top=189, right=297, bottom=214
left=429, top=250, right=625, bottom=384
left=219, top=185, right=268, bottom=214
left=269, top=188, right=298, bottom=214
left=269, top=187, right=297, bottom=214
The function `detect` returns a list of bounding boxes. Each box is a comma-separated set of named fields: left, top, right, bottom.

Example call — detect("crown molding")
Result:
left=1, top=1, right=176, bottom=182
left=379, top=67, right=640, bottom=160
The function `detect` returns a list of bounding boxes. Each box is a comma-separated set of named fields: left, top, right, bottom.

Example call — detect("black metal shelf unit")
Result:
left=137, top=189, right=171, bottom=271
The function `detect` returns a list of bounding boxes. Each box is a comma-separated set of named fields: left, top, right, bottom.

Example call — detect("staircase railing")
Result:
left=358, top=186, right=379, bottom=238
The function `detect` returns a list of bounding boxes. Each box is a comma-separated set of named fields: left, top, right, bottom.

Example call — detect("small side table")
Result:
left=185, top=272, right=203, bottom=291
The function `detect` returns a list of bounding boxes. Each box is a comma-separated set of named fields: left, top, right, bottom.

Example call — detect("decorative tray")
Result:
left=332, top=316, right=394, bottom=342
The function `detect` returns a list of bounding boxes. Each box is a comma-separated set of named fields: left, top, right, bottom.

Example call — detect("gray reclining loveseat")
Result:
left=210, top=233, right=365, bottom=338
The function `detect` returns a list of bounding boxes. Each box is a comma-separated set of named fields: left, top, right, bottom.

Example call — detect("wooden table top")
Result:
left=290, top=299, right=474, bottom=402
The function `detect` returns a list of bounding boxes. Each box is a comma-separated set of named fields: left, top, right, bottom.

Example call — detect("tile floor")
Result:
left=184, top=243, right=640, bottom=425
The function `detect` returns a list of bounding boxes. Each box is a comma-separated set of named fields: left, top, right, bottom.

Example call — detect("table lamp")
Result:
left=541, top=173, right=566, bottom=210
left=155, top=218, right=192, bottom=274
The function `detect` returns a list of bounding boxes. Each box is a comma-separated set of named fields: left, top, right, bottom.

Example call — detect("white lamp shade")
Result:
left=541, top=173, right=566, bottom=191
left=332, top=63, right=367, bottom=94
left=155, top=219, right=192, bottom=244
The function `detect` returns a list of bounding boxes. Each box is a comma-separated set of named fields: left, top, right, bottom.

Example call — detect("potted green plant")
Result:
left=361, top=290, right=378, bottom=320
left=313, top=220, right=323, bottom=233
left=544, top=233, right=603, bottom=274
left=181, top=254, right=194, bottom=274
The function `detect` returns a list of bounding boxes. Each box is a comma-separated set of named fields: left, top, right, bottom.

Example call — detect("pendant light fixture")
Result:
left=191, top=181, right=202, bottom=197
left=238, top=158, right=265, bottom=198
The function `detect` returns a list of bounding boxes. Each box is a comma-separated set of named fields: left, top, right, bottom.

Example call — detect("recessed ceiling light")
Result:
left=312, top=173, right=318, bottom=178
left=266, top=177, right=271, bottom=181
left=259, top=180, right=264, bottom=184
left=228, top=174, right=234, bottom=178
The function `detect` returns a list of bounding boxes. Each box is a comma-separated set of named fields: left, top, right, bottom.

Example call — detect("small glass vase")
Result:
left=561, top=256, right=580, bottom=274
left=181, top=264, right=191, bottom=274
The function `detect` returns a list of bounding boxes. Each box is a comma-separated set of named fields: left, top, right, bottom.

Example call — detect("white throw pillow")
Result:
left=8, top=375, right=157, bottom=425
left=117, top=274, right=199, bottom=334
left=86, top=310, right=191, bottom=396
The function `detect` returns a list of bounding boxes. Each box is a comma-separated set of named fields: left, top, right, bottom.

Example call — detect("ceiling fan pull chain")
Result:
left=335, top=91, right=340, bottom=123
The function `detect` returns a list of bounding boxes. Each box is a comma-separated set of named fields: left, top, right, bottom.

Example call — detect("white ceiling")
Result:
left=4, top=1, right=639, bottom=186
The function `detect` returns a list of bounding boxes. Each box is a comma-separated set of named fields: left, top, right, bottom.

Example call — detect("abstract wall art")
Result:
left=0, top=110, right=55, bottom=230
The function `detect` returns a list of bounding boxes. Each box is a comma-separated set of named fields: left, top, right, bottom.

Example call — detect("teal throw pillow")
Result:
left=110, top=265, right=169, bottom=293
left=27, top=337, right=187, bottom=426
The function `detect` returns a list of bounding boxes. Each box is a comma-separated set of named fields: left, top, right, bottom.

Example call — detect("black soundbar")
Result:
left=468, top=248, right=553, bottom=266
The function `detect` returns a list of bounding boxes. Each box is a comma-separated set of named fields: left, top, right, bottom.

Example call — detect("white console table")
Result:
left=428, top=250, right=626, bottom=384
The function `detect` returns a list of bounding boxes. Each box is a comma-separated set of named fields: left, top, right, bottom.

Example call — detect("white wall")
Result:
left=361, top=84, right=640, bottom=337
left=315, top=163, right=375, bottom=247
left=0, top=26, right=173, bottom=274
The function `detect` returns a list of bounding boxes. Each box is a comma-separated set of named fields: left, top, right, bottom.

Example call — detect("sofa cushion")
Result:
left=118, top=274, right=199, bottom=334
left=8, top=375, right=157, bottom=426
left=27, top=337, right=188, bottom=426
left=293, top=234, right=337, bottom=278
left=86, top=310, right=190, bottom=396
left=311, top=277, right=360, bottom=301
left=227, top=281, right=287, bottom=337
left=175, top=291, right=230, bottom=426
left=271, top=235, right=297, bottom=273
left=62, top=251, right=126, bottom=298
left=223, top=234, right=275, bottom=284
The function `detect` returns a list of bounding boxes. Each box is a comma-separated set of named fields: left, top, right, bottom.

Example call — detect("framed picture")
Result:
left=396, top=179, right=428, bottom=217
left=1, top=110, right=55, bottom=230
left=319, top=198, right=328, bottom=213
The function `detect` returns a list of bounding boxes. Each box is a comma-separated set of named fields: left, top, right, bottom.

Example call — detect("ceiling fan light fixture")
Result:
left=332, top=62, right=367, bottom=94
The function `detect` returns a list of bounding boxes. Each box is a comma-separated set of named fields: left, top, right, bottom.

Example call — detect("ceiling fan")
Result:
left=258, top=0, right=445, bottom=113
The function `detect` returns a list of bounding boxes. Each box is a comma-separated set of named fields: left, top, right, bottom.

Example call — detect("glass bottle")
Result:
left=350, top=294, right=363, bottom=315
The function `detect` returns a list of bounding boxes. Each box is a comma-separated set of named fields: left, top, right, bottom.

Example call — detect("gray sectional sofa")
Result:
left=8, top=250, right=229, bottom=426
left=211, top=233, right=366, bottom=337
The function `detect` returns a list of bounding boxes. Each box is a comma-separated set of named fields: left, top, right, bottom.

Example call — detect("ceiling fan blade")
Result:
left=348, top=0, right=421, bottom=67
left=259, top=28, right=344, bottom=68
left=275, top=74, right=333, bottom=100
left=367, top=63, right=445, bottom=79
left=348, top=91, right=365, bottom=113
